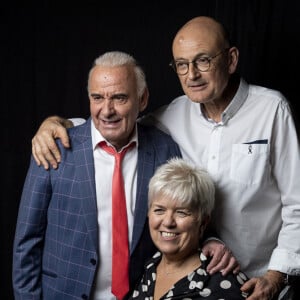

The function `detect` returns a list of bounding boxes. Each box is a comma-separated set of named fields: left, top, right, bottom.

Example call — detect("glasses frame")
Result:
left=169, top=48, right=230, bottom=75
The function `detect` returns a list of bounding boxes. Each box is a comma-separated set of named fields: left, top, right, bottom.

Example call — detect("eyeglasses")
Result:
left=169, top=48, right=230, bottom=75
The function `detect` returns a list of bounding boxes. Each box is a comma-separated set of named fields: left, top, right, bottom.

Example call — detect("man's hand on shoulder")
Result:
left=32, top=115, right=73, bottom=170
left=202, top=239, right=240, bottom=275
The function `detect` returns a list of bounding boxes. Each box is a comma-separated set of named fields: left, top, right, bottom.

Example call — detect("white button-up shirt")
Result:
left=91, top=121, right=138, bottom=300
left=147, top=78, right=300, bottom=278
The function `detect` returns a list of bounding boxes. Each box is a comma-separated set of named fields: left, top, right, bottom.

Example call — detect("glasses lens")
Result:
left=195, top=57, right=210, bottom=72
left=175, top=61, right=188, bottom=75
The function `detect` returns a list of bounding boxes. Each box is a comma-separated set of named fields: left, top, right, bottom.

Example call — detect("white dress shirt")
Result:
left=147, top=78, right=300, bottom=278
left=91, top=121, right=138, bottom=300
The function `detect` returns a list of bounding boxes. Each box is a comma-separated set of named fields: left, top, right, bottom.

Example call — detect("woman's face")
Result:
left=148, top=193, right=202, bottom=259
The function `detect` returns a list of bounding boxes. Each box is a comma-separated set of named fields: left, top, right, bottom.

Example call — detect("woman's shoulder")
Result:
left=197, top=251, right=249, bottom=299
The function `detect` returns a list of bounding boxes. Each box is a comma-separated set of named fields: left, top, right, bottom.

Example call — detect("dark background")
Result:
left=1, top=1, right=300, bottom=298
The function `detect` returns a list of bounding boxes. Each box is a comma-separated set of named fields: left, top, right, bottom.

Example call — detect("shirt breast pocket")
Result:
left=230, top=143, right=269, bottom=185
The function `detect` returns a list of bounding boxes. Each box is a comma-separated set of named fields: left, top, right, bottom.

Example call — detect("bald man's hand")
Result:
left=240, top=270, right=284, bottom=300
left=32, top=116, right=73, bottom=170
left=202, top=240, right=240, bottom=276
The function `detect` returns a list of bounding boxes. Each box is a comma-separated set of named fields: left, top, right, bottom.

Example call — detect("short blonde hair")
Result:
left=148, top=158, right=215, bottom=220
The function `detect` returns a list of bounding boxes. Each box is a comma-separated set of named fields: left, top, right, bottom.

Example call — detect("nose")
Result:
left=162, top=211, right=176, bottom=227
left=187, top=62, right=201, bottom=79
left=101, top=99, right=115, bottom=115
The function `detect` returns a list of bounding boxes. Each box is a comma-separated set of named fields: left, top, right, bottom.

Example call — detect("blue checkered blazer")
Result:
left=13, top=118, right=182, bottom=300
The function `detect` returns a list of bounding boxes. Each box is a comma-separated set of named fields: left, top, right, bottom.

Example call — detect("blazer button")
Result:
left=90, top=258, right=96, bottom=265
left=81, top=294, right=88, bottom=299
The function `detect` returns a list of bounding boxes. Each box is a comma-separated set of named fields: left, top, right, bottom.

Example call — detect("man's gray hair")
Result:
left=88, top=51, right=147, bottom=97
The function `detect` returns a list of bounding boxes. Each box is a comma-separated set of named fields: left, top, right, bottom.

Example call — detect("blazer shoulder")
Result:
left=67, top=118, right=92, bottom=145
left=137, top=123, right=182, bottom=157
left=138, top=123, right=177, bottom=143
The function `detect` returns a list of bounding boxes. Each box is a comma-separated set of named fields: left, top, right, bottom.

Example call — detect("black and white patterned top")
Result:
left=128, top=251, right=249, bottom=300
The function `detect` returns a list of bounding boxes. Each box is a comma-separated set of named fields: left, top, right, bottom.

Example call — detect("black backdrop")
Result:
left=1, top=1, right=300, bottom=298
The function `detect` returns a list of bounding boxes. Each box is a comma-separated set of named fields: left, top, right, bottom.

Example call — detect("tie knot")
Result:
left=99, top=141, right=135, bottom=161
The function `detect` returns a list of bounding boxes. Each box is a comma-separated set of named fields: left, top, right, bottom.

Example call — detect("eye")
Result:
left=113, top=94, right=128, bottom=104
left=91, top=94, right=103, bottom=102
left=175, top=61, right=188, bottom=70
left=195, top=57, right=210, bottom=66
left=153, top=208, right=165, bottom=215
left=176, top=209, right=191, bottom=218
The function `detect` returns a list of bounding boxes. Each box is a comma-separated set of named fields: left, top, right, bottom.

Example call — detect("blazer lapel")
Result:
left=130, top=126, right=155, bottom=253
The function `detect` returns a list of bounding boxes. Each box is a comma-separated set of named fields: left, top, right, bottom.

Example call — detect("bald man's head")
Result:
left=172, top=16, right=230, bottom=56
left=169, top=16, right=239, bottom=106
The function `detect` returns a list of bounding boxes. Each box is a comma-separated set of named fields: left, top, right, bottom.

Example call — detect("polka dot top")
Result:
left=128, top=250, right=249, bottom=299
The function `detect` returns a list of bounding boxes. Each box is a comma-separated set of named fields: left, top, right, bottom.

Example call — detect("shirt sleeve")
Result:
left=268, top=98, right=300, bottom=276
left=69, top=118, right=86, bottom=126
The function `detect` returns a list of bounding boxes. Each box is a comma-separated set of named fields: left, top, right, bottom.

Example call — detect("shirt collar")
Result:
left=199, top=77, right=249, bottom=125
left=222, top=78, right=249, bottom=123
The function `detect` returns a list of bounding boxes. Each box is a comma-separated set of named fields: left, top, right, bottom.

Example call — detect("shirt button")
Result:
left=81, top=294, right=88, bottom=299
left=90, top=258, right=96, bottom=265
left=212, top=155, right=216, bottom=160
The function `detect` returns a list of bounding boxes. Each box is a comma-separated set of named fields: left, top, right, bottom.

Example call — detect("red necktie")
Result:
left=99, top=141, right=135, bottom=300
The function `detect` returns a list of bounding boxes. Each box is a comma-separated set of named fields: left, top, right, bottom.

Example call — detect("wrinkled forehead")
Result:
left=88, top=65, right=136, bottom=92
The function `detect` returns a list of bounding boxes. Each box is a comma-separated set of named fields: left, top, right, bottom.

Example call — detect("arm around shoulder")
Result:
left=32, top=115, right=75, bottom=170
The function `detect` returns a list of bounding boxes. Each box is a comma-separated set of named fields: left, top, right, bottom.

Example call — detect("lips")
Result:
left=189, top=82, right=207, bottom=89
left=101, top=119, right=121, bottom=127
left=102, top=118, right=120, bottom=123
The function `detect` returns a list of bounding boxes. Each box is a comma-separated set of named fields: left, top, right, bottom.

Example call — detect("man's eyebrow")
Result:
left=111, top=93, right=128, bottom=98
left=175, top=52, right=210, bottom=61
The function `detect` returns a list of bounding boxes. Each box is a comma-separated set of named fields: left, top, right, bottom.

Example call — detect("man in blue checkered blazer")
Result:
left=12, top=51, right=182, bottom=299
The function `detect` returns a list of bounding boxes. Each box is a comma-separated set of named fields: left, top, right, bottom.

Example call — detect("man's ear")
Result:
left=228, top=46, right=239, bottom=74
left=139, top=87, right=149, bottom=112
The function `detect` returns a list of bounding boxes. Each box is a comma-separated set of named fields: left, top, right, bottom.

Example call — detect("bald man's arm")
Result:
left=32, top=116, right=85, bottom=169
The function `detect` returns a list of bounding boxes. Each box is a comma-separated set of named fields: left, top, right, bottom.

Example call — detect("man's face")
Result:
left=172, top=27, right=234, bottom=104
left=89, top=65, right=148, bottom=150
